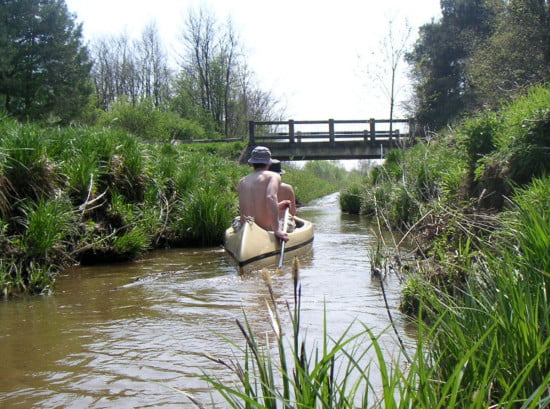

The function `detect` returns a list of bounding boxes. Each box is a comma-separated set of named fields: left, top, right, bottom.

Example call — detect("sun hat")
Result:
left=269, top=159, right=285, bottom=174
left=247, top=146, right=273, bottom=164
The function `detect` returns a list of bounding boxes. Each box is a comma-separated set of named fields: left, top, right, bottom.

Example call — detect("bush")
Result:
left=340, top=184, right=363, bottom=214
left=99, top=98, right=210, bottom=141
left=176, top=187, right=237, bottom=246
left=476, top=85, right=550, bottom=198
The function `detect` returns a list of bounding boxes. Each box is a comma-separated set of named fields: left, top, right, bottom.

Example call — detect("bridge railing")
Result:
left=249, top=118, right=415, bottom=145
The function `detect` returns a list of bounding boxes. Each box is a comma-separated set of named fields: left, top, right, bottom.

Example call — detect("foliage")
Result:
left=175, top=186, right=237, bottom=246
left=194, top=262, right=384, bottom=408
left=0, top=116, right=340, bottom=295
left=19, top=196, right=75, bottom=260
left=406, top=0, right=496, bottom=129
left=340, top=184, right=364, bottom=214
left=189, top=216, right=550, bottom=408
left=467, top=0, right=550, bottom=106
left=409, top=176, right=550, bottom=406
left=283, top=163, right=340, bottom=205
left=407, top=0, right=549, bottom=130
left=458, top=111, right=499, bottom=167
left=474, top=85, right=550, bottom=207
left=98, top=98, right=211, bottom=141
left=0, top=0, right=92, bottom=121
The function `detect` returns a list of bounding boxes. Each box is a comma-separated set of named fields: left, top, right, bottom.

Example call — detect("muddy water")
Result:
left=0, top=193, right=415, bottom=408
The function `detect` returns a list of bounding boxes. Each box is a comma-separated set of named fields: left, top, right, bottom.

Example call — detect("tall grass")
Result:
left=176, top=186, right=237, bottom=246
left=193, top=261, right=387, bottom=408
left=182, top=181, right=550, bottom=407
left=19, top=196, right=76, bottom=260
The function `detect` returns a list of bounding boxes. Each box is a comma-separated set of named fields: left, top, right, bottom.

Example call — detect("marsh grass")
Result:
left=19, top=196, right=76, bottom=260
left=176, top=186, right=237, bottom=246
left=0, top=115, right=354, bottom=295
left=179, top=177, right=550, bottom=408
left=178, top=260, right=415, bottom=409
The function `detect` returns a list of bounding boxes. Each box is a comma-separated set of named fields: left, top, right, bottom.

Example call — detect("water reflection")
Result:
left=0, top=193, right=414, bottom=408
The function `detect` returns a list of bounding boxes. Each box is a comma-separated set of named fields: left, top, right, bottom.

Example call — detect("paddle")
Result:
left=277, top=207, right=290, bottom=271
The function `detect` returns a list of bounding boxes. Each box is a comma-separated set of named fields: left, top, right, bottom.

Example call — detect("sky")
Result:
left=65, top=0, right=442, bottom=121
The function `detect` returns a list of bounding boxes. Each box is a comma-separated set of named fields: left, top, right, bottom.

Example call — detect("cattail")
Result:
left=292, top=257, right=300, bottom=283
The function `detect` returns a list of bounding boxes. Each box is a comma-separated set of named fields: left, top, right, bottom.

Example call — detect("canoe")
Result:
left=224, top=216, right=314, bottom=272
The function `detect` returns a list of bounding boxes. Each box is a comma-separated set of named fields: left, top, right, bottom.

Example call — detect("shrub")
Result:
left=340, top=184, right=363, bottom=214
left=476, top=85, right=550, bottom=197
left=19, top=196, right=75, bottom=261
left=99, top=98, right=211, bottom=141
left=176, top=187, right=237, bottom=246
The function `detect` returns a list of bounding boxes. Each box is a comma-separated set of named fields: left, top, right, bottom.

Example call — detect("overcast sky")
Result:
left=65, top=0, right=441, bottom=120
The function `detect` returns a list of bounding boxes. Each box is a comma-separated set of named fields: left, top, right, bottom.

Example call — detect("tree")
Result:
left=91, top=24, right=172, bottom=110
left=175, top=7, right=281, bottom=138
left=137, top=23, right=171, bottom=108
left=364, top=17, right=412, bottom=136
left=0, top=0, right=92, bottom=121
left=467, top=0, right=550, bottom=106
left=406, top=0, right=499, bottom=129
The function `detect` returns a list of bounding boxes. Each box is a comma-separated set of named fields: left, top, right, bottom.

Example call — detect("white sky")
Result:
left=65, top=0, right=441, bottom=120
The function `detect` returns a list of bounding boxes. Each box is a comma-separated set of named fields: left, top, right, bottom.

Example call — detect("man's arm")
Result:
left=285, top=184, right=297, bottom=216
left=266, top=173, right=289, bottom=241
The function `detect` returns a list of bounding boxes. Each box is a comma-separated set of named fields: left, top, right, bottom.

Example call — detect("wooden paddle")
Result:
left=277, top=207, right=290, bottom=270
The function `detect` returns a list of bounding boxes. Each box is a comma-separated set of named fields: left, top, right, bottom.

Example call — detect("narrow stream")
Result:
left=0, top=193, right=415, bottom=408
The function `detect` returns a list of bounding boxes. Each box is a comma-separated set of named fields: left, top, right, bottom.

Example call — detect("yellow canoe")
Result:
left=224, top=216, right=314, bottom=272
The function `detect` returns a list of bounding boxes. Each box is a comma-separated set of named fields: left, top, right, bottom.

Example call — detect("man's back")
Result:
left=238, top=169, right=281, bottom=231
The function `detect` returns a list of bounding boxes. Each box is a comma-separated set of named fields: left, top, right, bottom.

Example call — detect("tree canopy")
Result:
left=0, top=0, right=92, bottom=122
left=406, top=0, right=550, bottom=130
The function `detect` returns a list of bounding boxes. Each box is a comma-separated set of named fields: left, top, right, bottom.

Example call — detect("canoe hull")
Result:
left=224, top=217, right=314, bottom=272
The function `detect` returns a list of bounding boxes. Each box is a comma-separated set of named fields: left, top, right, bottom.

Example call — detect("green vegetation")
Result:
left=182, top=85, right=550, bottom=408
left=188, top=186, right=550, bottom=407
left=0, top=116, right=341, bottom=296
left=0, top=0, right=92, bottom=122
left=191, top=262, right=389, bottom=408
left=284, top=161, right=348, bottom=204
left=335, top=84, right=550, bottom=406
left=407, top=0, right=549, bottom=130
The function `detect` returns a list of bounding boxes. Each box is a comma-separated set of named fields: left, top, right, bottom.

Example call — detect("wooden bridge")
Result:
left=240, top=118, right=418, bottom=163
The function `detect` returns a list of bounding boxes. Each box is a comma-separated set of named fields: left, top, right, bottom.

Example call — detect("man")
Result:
left=237, top=146, right=289, bottom=242
left=269, top=159, right=296, bottom=217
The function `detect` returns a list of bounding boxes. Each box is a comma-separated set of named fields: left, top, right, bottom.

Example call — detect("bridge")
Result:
left=240, top=118, right=418, bottom=163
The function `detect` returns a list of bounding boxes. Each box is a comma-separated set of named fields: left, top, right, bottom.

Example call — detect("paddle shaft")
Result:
left=277, top=207, right=290, bottom=269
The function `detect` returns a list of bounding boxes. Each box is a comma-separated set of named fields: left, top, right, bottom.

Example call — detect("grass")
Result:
left=168, top=172, right=550, bottom=408
left=0, top=116, right=340, bottom=295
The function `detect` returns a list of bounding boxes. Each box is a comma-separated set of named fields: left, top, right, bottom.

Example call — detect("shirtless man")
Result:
left=238, top=146, right=289, bottom=242
left=269, top=159, right=296, bottom=216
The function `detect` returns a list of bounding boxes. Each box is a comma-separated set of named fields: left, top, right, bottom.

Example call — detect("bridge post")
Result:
left=249, top=121, right=255, bottom=145
left=289, top=119, right=295, bottom=143
left=369, top=118, right=376, bottom=142
left=329, top=118, right=335, bottom=143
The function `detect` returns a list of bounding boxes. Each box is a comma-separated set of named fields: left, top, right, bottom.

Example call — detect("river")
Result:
left=0, top=193, right=415, bottom=408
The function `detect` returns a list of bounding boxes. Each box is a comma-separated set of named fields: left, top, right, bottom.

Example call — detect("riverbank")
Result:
left=335, top=84, right=550, bottom=405
left=0, top=118, right=343, bottom=296
left=0, top=193, right=410, bottom=408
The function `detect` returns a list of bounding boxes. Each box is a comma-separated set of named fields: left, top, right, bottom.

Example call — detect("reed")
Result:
left=340, top=184, right=364, bottom=214
left=194, top=259, right=386, bottom=409
left=176, top=186, right=237, bottom=246
left=180, top=177, right=550, bottom=408
left=19, top=196, right=76, bottom=261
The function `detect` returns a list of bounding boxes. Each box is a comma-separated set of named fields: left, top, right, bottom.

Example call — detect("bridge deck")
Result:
left=242, top=118, right=417, bottom=162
